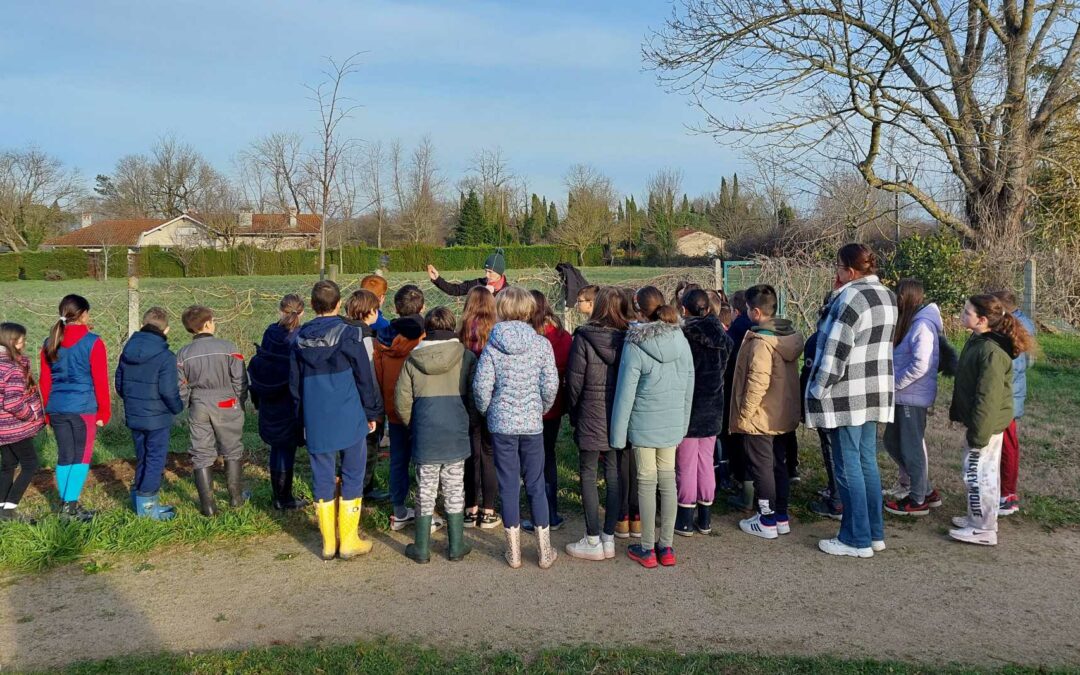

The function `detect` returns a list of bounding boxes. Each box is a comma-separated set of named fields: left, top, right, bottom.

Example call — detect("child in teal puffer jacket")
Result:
left=610, top=286, right=694, bottom=569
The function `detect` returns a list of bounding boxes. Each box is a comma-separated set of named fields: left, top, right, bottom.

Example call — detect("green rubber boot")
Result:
left=405, top=514, right=432, bottom=564
left=447, top=511, right=472, bottom=562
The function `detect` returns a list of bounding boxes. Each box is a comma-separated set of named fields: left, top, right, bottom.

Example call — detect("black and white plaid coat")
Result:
left=805, top=275, right=898, bottom=430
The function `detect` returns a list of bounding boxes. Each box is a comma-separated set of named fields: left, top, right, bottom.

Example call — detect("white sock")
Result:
left=1, top=503, right=16, bottom=509
left=587, top=535, right=600, bottom=546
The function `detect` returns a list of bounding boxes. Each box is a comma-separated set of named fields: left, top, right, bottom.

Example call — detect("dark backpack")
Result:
left=938, top=333, right=959, bottom=377
left=247, top=343, right=291, bottom=399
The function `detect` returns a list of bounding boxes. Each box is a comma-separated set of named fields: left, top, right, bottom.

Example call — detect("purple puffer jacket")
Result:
left=894, top=303, right=942, bottom=408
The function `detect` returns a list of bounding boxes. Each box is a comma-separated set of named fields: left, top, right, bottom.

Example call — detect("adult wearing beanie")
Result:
left=427, top=249, right=508, bottom=296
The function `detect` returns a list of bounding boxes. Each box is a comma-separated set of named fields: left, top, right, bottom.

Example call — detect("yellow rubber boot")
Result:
left=337, top=497, right=373, bottom=559
left=315, top=499, right=338, bottom=560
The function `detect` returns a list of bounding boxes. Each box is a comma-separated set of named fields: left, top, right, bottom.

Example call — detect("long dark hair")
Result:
left=588, top=286, right=633, bottom=331
left=894, top=278, right=925, bottom=347
left=968, top=294, right=1034, bottom=358
left=530, top=290, right=563, bottom=332
left=0, top=322, right=33, bottom=388
left=45, top=294, right=90, bottom=363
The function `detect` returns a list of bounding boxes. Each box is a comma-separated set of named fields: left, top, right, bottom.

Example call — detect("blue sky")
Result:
left=1, top=0, right=747, bottom=202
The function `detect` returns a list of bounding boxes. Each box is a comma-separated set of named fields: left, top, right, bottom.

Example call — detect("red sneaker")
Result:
left=627, top=544, right=657, bottom=568
left=656, top=546, right=676, bottom=566
left=884, top=496, right=930, bottom=517
left=925, top=489, right=943, bottom=508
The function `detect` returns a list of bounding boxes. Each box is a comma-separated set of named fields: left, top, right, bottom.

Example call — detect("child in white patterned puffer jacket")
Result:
left=473, top=287, right=559, bottom=569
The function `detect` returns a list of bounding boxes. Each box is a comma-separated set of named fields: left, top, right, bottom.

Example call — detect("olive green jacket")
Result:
left=949, top=332, right=1014, bottom=448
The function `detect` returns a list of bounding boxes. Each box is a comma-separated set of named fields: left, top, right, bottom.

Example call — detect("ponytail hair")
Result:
left=277, top=294, right=305, bottom=332
left=968, top=294, right=1034, bottom=358
left=655, top=305, right=680, bottom=325
left=0, top=322, right=33, bottom=388
left=635, top=286, right=667, bottom=322
left=45, top=294, right=90, bottom=363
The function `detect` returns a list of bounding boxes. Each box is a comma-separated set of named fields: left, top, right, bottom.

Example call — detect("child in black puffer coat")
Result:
left=675, top=289, right=733, bottom=536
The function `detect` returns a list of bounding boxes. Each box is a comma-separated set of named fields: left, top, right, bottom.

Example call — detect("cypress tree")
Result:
left=455, top=189, right=485, bottom=246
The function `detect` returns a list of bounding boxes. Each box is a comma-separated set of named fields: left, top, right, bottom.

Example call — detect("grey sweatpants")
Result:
left=635, top=445, right=676, bottom=550
left=188, top=403, right=245, bottom=470
left=417, top=460, right=465, bottom=517
left=882, top=405, right=931, bottom=503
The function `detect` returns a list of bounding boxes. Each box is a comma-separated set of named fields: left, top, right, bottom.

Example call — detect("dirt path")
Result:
left=2, top=514, right=1079, bottom=670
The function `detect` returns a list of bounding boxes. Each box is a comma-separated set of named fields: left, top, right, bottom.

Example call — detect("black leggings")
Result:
left=722, top=432, right=747, bottom=482
left=581, top=449, right=620, bottom=536
left=0, top=437, right=39, bottom=505
left=465, top=421, right=498, bottom=511
left=617, top=444, right=639, bottom=520
left=542, top=417, right=561, bottom=520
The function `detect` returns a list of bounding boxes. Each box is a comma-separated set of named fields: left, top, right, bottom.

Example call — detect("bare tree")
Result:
left=0, top=147, right=82, bottom=251
left=646, top=168, right=682, bottom=219
left=391, top=136, right=446, bottom=244
left=553, top=164, right=617, bottom=264
left=811, top=172, right=893, bottom=241
left=460, top=146, right=524, bottom=242
left=645, top=0, right=1080, bottom=242
left=101, top=137, right=225, bottom=218
left=238, top=132, right=310, bottom=214
left=360, top=140, right=389, bottom=248
left=304, top=53, right=364, bottom=279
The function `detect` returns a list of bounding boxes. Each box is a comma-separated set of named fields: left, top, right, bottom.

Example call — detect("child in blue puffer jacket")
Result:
left=115, top=307, right=183, bottom=520
left=473, top=286, right=559, bottom=570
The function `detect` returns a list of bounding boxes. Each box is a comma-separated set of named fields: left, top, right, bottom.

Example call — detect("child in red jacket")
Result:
left=39, top=295, right=111, bottom=522
left=526, top=290, right=572, bottom=532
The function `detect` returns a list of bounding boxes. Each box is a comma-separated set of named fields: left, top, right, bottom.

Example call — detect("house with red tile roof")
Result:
left=43, top=210, right=320, bottom=251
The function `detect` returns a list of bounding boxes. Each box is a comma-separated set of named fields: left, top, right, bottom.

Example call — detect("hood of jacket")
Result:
left=390, top=314, right=425, bottom=341
left=409, top=338, right=465, bottom=376
left=575, top=324, right=624, bottom=366
left=295, top=316, right=348, bottom=368
left=912, top=303, right=944, bottom=334
left=747, top=318, right=803, bottom=362
left=120, top=328, right=170, bottom=365
left=983, top=330, right=1016, bottom=359
left=260, top=322, right=296, bottom=354
left=626, top=320, right=684, bottom=364
left=683, top=315, right=727, bottom=350
left=487, top=321, right=539, bottom=356
left=377, top=315, right=425, bottom=358
left=343, top=318, right=375, bottom=339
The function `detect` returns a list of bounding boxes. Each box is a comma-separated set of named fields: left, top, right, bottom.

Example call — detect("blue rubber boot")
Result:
left=135, top=493, right=176, bottom=521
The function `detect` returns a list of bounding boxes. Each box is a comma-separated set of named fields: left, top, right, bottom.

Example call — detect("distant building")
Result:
left=675, top=229, right=725, bottom=258
left=42, top=210, right=321, bottom=251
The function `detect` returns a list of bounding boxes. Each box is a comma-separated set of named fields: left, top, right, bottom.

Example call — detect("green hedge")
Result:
left=0, top=244, right=604, bottom=281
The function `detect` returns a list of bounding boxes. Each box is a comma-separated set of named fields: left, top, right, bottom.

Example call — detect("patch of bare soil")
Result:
left=2, top=514, right=1078, bottom=670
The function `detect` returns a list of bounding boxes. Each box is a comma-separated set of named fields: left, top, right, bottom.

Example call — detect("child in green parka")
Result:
left=949, top=294, right=1034, bottom=546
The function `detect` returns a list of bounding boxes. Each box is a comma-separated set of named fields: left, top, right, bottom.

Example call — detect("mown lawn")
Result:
left=52, top=640, right=1070, bottom=675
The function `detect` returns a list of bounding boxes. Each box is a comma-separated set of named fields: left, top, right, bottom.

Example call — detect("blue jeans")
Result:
left=309, top=441, right=366, bottom=502
left=492, top=432, right=548, bottom=529
left=388, top=422, right=412, bottom=508
left=132, top=427, right=170, bottom=494
left=830, top=423, right=884, bottom=549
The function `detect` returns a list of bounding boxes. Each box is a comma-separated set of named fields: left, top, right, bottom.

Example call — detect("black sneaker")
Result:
left=59, top=502, right=95, bottom=522
left=809, top=498, right=842, bottom=520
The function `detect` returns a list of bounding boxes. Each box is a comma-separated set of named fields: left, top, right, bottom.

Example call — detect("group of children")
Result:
left=0, top=244, right=1037, bottom=566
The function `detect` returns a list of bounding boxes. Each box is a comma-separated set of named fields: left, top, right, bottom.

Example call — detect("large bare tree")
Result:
left=553, top=164, right=617, bottom=264
left=305, top=53, right=363, bottom=279
left=0, top=148, right=82, bottom=251
left=645, top=0, right=1080, bottom=241
left=101, top=137, right=225, bottom=218
left=360, top=140, right=390, bottom=248
left=391, top=136, right=446, bottom=244
left=238, top=132, right=310, bottom=215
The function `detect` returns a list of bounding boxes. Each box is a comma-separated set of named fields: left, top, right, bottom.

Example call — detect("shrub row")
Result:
left=0, top=244, right=606, bottom=281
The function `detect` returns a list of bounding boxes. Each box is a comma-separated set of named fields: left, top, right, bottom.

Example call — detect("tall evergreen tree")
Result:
left=680, top=194, right=691, bottom=214
left=547, top=202, right=559, bottom=232
left=455, top=189, right=485, bottom=246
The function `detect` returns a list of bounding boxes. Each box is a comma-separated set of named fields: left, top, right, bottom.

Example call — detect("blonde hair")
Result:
left=495, top=286, right=536, bottom=323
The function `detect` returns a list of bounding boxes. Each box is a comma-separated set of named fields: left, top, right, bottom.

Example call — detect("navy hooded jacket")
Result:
left=290, top=316, right=382, bottom=454
left=114, top=327, right=183, bottom=431
left=249, top=322, right=302, bottom=447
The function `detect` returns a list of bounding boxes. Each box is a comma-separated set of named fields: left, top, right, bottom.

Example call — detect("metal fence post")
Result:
left=1023, top=257, right=1036, bottom=323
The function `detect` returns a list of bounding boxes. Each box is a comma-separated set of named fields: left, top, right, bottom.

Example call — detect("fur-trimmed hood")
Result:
left=626, top=320, right=684, bottom=364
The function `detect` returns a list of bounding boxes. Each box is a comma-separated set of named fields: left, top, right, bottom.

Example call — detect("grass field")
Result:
left=2, top=268, right=1078, bottom=574
left=52, top=639, right=1071, bottom=675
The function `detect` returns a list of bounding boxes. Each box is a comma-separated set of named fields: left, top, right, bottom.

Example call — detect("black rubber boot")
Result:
left=193, top=467, right=218, bottom=517
left=271, top=469, right=310, bottom=510
left=226, top=460, right=249, bottom=508
left=696, top=503, right=712, bottom=534
left=674, top=506, right=696, bottom=537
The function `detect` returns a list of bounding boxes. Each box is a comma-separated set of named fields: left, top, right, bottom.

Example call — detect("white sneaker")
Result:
left=882, top=483, right=910, bottom=500
left=949, top=527, right=997, bottom=546
left=565, top=535, right=605, bottom=561
left=739, top=514, right=778, bottom=540
left=871, top=540, right=886, bottom=552
left=776, top=518, right=791, bottom=535
left=600, top=533, right=615, bottom=559
left=952, top=515, right=975, bottom=528
left=390, top=507, right=416, bottom=532
left=818, top=537, right=873, bottom=558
